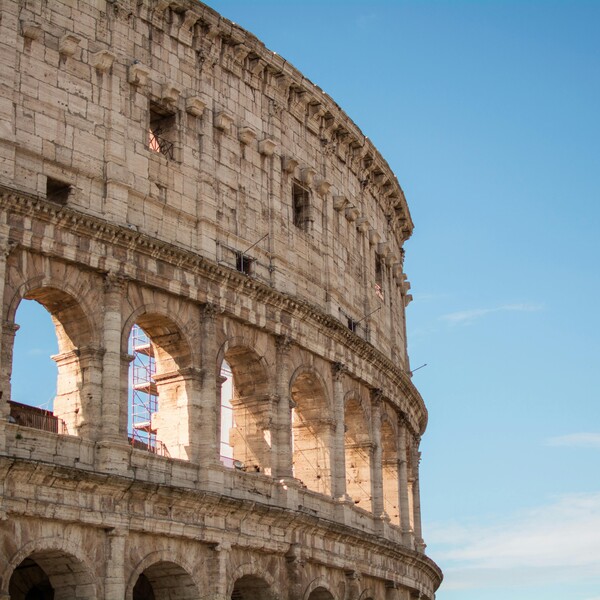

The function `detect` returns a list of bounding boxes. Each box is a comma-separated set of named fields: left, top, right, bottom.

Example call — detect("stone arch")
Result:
left=227, top=562, right=278, bottom=600
left=344, top=391, right=372, bottom=510
left=121, top=303, right=196, bottom=369
left=290, top=366, right=332, bottom=495
left=381, top=408, right=400, bottom=525
left=303, top=578, right=336, bottom=600
left=218, top=337, right=273, bottom=473
left=122, top=304, right=197, bottom=460
left=127, top=551, right=200, bottom=600
left=2, top=537, right=99, bottom=600
left=357, top=587, right=375, bottom=600
left=4, top=275, right=101, bottom=437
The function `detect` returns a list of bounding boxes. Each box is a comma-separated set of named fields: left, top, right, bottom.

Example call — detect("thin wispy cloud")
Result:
left=546, top=433, right=600, bottom=449
left=429, top=492, right=600, bottom=591
left=440, top=303, right=543, bottom=325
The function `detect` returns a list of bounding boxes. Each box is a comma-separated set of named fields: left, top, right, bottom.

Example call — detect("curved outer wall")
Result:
left=0, top=1, right=442, bottom=600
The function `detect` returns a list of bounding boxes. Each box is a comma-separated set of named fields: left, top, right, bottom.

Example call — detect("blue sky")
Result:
left=11, top=2, right=600, bottom=599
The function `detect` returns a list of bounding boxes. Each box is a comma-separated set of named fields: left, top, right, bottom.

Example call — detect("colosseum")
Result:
left=0, top=1, right=442, bottom=599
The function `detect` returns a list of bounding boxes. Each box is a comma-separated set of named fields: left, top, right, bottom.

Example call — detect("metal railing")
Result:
left=129, top=435, right=171, bottom=458
left=149, top=129, right=175, bottom=160
left=8, top=401, right=67, bottom=434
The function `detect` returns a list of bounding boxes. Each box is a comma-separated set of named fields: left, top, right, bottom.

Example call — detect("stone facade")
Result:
left=0, top=1, right=442, bottom=599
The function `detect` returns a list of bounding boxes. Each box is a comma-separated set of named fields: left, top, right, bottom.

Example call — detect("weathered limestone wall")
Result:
left=0, top=1, right=441, bottom=599
left=0, top=0, right=413, bottom=366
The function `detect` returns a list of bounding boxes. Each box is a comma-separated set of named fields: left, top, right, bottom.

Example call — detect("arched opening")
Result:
left=131, top=561, right=197, bottom=600
left=8, top=550, right=96, bottom=600
left=381, top=418, right=400, bottom=525
left=291, top=370, right=332, bottom=495
left=231, top=574, right=275, bottom=600
left=307, top=587, right=334, bottom=600
left=10, top=299, right=58, bottom=423
left=219, top=346, right=271, bottom=474
left=127, top=314, right=194, bottom=460
left=8, top=287, right=97, bottom=437
left=344, top=396, right=372, bottom=510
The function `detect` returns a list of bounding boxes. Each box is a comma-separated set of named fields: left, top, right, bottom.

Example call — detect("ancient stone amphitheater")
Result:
left=0, top=1, right=442, bottom=599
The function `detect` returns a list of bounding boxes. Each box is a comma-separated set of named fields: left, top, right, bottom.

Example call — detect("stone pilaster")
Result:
left=398, top=418, right=414, bottom=548
left=411, top=439, right=426, bottom=552
left=0, top=322, right=18, bottom=421
left=207, top=541, right=230, bottom=600
left=344, top=570, right=361, bottom=600
left=52, top=345, right=104, bottom=438
left=216, top=372, right=227, bottom=462
left=370, top=388, right=385, bottom=518
left=273, top=334, right=293, bottom=479
left=100, top=272, right=127, bottom=441
left=0, top=238, right=16, bottom=425
left=104, top=529, right=127, bottom=600
left=285, top=543, right=304, bottom=600
left=198, top=303, right=219, bottom=467
left=331, top=361, right=348, bottom=501
left=153, top=366, right=204, bottom=461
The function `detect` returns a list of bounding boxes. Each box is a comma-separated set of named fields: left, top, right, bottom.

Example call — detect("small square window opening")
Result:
left=236, top=252, right=254, bottom=275
left=292, top=182, right=311, bottom=231
left=375, top=255, right=384, bottom=300
left=149, top=103, right=177, bottom=160
left=46, top=177, right=71, bottom=205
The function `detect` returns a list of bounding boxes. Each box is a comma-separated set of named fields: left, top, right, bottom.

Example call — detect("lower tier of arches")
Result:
left=0, top=455, right=442, bottom=600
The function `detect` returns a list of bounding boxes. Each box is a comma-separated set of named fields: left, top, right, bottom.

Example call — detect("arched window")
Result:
left=10, top=300, right=59, bottom=429
left=8, top=550, right=96, bottom=600
left=344, top=396, right=372, bottom=510
left=381, top=418, right=400, bottom=525
left=8, top=288, right=97, bottom=437
left=230, top=575, right=275, bottom=600
left=132, top=561, right=197, bottom=600
left=126, top=314, right=194, bottom=460
left=306, top=587, right=335, bottom=600
left=219, top=346, right=271, bottom=474
left=291, top=370, right=332, bottom=495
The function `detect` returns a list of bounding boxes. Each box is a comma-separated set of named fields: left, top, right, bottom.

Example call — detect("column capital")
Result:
left=2, top=321, right=19, bottom=336
left=344, top=569, right=361, bottom=580
left=200, top=302, right=221, bottom=320
left=105, top=526, right=129, bottom=538
left=331, top=361, right=346, bottom=380
left=210, top=540, right=231, bottom=552
left=275, top=333, right=293, bottom=354
left=0, top=239, right=18, bottom=258
left=369, top=387, right=383, bottom=404
left=103, top=270, right=128, bottom=293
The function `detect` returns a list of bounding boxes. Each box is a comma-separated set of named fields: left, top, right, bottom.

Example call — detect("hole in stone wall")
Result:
left=375, top=254, right=384, bottom=300
left=149, top=102, right=177, bottom=160
left=235, top=252, right=254, bottom=275
left=46, top=177, right=71, bottom=205
left=292, top=181, right=311, bottom=231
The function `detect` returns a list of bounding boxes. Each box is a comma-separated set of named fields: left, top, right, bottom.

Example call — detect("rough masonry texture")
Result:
left=0, top=1, right=442, bottom=599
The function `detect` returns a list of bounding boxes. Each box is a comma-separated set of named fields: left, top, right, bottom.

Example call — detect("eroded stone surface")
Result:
left=0, top=1, right=441, bottom=598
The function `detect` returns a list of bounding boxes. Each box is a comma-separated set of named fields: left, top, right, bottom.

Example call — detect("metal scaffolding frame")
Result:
left=129, top=324, right=168, bottom=456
